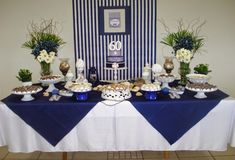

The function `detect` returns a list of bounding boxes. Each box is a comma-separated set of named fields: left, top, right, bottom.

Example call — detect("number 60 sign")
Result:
left=108, top=41, right=122, bottom=51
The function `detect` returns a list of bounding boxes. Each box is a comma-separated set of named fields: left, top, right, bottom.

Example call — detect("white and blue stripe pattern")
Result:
left=73, top=0, right=157, bottom=81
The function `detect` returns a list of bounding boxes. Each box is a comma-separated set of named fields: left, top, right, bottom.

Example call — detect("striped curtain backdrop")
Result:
left=73, top=0, right=157, bottom=81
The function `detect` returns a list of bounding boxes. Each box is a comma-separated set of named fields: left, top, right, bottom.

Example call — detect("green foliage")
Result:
left=22, top=19, right=65, bottom=57
left=16, top=69, right=32, bottom=82
left=160, top=19, right=205, bottom=55
left=194, top=64, right=211, bottom=75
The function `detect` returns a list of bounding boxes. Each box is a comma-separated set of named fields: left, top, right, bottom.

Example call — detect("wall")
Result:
left=0, top=0, right=235, bottom=99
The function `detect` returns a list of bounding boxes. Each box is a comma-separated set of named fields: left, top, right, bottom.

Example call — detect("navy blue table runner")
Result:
left=2, top=84, right=228, bottom=146
left=131, top=90, right=228, bottom=144
left=2, top=89, right=101, bottom=146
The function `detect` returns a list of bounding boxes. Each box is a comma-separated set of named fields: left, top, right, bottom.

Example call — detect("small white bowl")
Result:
left=186, top=74, right=210, bottom=84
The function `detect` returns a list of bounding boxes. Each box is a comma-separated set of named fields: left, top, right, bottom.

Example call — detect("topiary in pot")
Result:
left=16, top=69, right=32, bottom=86
left=194, top=64, right=211, bottom=75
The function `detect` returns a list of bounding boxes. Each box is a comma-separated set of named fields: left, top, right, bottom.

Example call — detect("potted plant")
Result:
left=16, top=69, right=33, bottom=86
left=194, top=64, right=211, bottom=75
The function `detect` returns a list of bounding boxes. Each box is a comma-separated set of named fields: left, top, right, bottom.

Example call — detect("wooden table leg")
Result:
left=62, top=152, right=67, bottom=160
left=163, top=151, right=169, bottom=160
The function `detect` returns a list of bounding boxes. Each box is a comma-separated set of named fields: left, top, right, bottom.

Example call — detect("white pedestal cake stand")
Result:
left=39, top=76, right=62, bottom=92
left=12, top=87, right=43, bottom=101
left=157, top=75, right=175, bottom=89
left=185, top=86, right=217, bottom=99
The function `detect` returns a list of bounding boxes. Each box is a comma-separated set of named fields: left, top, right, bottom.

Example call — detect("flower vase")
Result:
left=40, top=62, right=52, bottom=76
left=178, top=62, right=190, bottom=86
left=59, top=58, right=70, bottom=77
left=163, top=56, right=174, bottom=74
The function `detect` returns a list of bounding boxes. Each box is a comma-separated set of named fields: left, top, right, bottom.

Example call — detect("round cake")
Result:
left=101, top=83, right=131, bottom=101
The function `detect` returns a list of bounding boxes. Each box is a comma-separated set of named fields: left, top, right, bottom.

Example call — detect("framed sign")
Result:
left=104, top=9, right=126, bottom=33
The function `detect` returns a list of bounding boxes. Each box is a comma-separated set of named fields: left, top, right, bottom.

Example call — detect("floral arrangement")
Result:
left=22, top=19, right=65, bottom=59
left=23, top=19, right=65, bottom=76
left=160, top=19, right=206, bottom=85
left=176, top=48, right=193, bottom=63
left=160, top=19, right=205, bottom=56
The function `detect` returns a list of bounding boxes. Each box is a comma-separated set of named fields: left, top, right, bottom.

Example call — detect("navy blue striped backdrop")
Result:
left=73, top=0, right=157, bottom=81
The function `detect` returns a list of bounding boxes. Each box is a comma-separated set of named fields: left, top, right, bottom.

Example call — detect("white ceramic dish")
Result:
left=186, top=74, right=210, bottom=84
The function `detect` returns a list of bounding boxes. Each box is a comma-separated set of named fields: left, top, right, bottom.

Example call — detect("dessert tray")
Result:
left=156, top=74, right=175, bottom=89
left=186, top=83, right=217, bottom=99
left=141, top=83, right=161, bottom=92
left=12, top=85, right=42, bottom=101
left=39, top=75, right=63, bottom=92
left=186, top=74, right=210, bottom=84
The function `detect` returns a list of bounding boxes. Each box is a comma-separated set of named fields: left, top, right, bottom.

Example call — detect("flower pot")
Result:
left=163, top=56, right=174, bottom=74
left=22, top=81, right=32, bottom=87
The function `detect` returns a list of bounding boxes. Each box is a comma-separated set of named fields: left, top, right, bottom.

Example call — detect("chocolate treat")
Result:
left=186, top=83, right=217, bottom=91
left=12, top=85, right=42, bottom=94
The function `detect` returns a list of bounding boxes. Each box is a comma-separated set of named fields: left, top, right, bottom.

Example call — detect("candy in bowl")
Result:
left=186, top=74, right=210, bottom=84
left=141, top=83, right=161, bottom=100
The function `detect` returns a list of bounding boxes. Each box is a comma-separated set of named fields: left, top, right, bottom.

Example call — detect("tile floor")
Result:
left=0, top=146, right=235, bottom=160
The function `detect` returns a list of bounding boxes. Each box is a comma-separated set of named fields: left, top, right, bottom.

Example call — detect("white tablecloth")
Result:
left=0, top=99, right=235, bottom=152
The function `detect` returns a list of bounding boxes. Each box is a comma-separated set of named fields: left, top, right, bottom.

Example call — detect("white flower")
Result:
left=45, top=57, right=51, bottom=63
left=49, top=51, right=56, bottom=57
left=48, top=55, right=55, bottom=63
left=40, top=50, right=48, bottom=57
left=37, top=55, right=43, bottom=62
left=176, top=48, right=192, bottom=63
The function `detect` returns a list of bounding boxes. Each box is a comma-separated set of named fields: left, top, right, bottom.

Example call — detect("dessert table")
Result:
left=0, top=85, right=235, bottom=159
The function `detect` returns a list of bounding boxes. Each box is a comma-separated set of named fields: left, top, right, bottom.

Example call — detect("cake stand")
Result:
left=157, top=74, right=175, bottom=89
left=39, top=76, right=62, bottom=92
left=185, top=85, right=217, bottom=99
left=12, top=87, right=42, bottom=101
